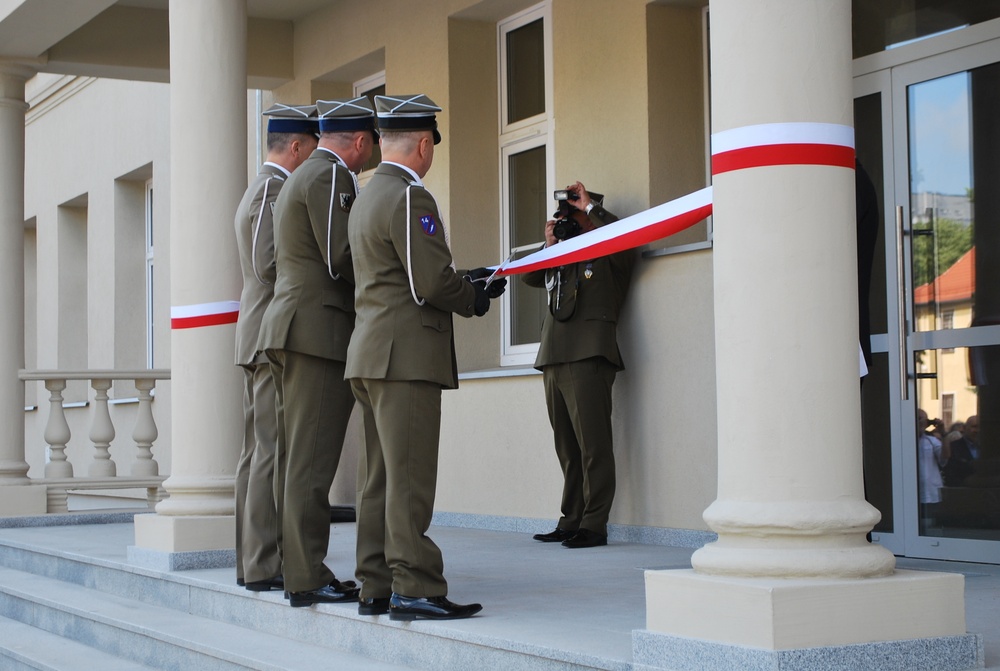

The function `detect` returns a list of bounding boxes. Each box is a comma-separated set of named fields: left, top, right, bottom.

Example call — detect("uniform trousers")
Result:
left=268, top=349, right=355, bottom=593
left=236, top=355, right=282, bottom=583
left=542, top=357, right=617, bottom=536
left=351, top=378, right=447, bottom=599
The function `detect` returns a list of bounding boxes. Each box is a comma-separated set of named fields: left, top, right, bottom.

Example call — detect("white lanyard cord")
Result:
left=326, top=161, right=341, bottom=280
left=251, top=177, right=272, bottom=285
left=405, top=184, right=426, bottom=306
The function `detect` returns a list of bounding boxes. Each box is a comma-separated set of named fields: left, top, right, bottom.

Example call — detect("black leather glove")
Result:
left=465, top=267, right=492, bottom=281
left=468, top=277, right=490, bottom=316
left=486, top=277, right=507, bottom=299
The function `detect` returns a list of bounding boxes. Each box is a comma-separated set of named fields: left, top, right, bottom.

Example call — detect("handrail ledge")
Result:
left=19, top=369, right=171, bottom=381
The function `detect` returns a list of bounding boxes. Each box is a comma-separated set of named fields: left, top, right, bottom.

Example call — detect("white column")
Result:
left=133, top=0, right=246, bottom=554
left=0, top=62, right=45, bottom=515
left=638, top=1, right=978, bottom=667
left=696, top=0, right=891, bottom=581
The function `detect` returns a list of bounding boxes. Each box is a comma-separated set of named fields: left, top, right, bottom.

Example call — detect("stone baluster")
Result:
left=88, top=378, right=117, bottom=477
left=132, top=378, right=159, bottom=476
left=43, top=378, right=73, bottom=478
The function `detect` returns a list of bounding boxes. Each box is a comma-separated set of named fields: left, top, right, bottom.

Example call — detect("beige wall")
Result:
left=23, top=75, right=173, bottom=482
left=22, top=0, right=718, bottom=530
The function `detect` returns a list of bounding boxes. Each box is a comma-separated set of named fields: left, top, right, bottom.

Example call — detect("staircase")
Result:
left=0, top=517, right=640, bottom=671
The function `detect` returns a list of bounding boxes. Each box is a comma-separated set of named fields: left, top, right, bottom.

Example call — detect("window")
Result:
left=145, top=179, right=154, bottom=368
left=499, top=2, right=553, bottom=365
left=941, top=392, right=955, bottom=432
left=354, top=71, right=386, bottom=175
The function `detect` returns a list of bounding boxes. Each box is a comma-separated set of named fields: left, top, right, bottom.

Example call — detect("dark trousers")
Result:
left=351, top=378, right=446, bottom=599
left=236, top=357, right=282, bottom=583
left=268, top=349, right=355, bottom=593
left=542, top=357, right=617, bottom=535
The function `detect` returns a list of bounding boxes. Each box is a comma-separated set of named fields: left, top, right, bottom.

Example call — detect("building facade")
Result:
left=2, top=0, right=998, bottom=666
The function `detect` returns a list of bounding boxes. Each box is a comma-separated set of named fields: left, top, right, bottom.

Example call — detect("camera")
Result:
left=552, top=217, right=582, bottom=241
left=552, top=189, right=583, bottom=240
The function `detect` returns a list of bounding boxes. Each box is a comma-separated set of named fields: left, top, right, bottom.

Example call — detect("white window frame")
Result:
left=144, top=178, right=155, bottom=368
left=354, top=70, right=385, bottom=99
left=354, top=70, right=386, bottom=184
left=498, top=1, right=553, bottom=366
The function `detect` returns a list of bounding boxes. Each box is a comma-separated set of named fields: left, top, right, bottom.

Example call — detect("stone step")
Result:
left=0, top=529, right=625, bottom=671
left=0, top=614, right=159, bottom=671
left=0, top=566, right=417, bottom=671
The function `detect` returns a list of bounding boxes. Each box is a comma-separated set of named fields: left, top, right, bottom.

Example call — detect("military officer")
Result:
left=523, top=183, right=636, bottom=549
left=234, top=103, right=318, bottom=592
left=346, top=94, right=506, bottom=621
left=257, top=96, right=377, bottom=607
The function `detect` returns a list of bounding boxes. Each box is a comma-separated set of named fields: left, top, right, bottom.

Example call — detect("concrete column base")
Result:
left=637, top=569, right=983, bottom=670
left=0, top=485, right=47, bottom=516
left=132, top=512, right=234, bottom=553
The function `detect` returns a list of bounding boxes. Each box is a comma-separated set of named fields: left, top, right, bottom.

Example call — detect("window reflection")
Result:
left=915, top=346, right=1000, bottom=540
left=853, top=0, right=1000, bottom=58
left=909, top=72, right=975, bottom=332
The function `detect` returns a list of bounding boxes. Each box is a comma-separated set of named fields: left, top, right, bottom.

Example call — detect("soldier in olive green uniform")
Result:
left=257, top=97, right=377, bottom=607
left=524, top=183, right=636, bottom=549
left=234, top=104, right=318, bottom=591
left=346, top=95, right=505, bottom=621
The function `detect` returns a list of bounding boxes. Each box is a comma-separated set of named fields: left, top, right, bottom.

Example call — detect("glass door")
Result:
left=892, top=41, right=1000, bottom=561
left=856, top=34, right=1000, bottom=562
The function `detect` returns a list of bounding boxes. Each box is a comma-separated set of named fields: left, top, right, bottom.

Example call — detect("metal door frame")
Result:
left=854, top=25, right=1000, bottom=562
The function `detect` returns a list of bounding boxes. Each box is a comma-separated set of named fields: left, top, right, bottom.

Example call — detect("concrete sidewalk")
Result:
left=0, top=519, right=996, bottom=669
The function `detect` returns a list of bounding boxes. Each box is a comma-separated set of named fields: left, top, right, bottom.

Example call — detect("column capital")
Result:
left=0, top=61, right=34, bottom=112
left=0, top=60, right=37, bottom=81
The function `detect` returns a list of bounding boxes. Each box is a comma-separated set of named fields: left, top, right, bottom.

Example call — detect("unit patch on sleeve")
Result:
left=339, top=193, right=353, bottom=212
left=420, top=214, right=437, bottom=236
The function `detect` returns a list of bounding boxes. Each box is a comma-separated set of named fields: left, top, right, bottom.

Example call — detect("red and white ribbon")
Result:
left=711, top=122, right=855, bottom=175
left=171, top=301, right=240, bottom=329
left=496, top=187, right=713, bottom=277
left=495, top=122, right=854, bottom=277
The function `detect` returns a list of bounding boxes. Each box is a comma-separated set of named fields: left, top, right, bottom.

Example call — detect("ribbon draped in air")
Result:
left=493, top=122, right=855, bottom=277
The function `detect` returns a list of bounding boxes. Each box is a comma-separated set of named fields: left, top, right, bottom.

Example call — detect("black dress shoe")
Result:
left=283, top=578, right=354, bottom=601
left=288, top=584, right=360, bottom=608
left=561, top=528, right=608, bottom=548
left=331, top=577, right=358, bottom=591
left=532, top=528, right=577, bottom=543
left=236, top=578, right=245, bottom=587
left=245, top=575, right=284, bottom=592
left=388, top=594, right=482, bottom=621
left=358, top=597, right=391, bottom=616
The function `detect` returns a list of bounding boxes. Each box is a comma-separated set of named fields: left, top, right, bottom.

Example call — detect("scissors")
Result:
left=484, top=251, right=517, bottom=288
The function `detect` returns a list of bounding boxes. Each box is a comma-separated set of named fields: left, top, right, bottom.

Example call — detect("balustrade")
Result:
left=17, top=369, right=170, bottom=513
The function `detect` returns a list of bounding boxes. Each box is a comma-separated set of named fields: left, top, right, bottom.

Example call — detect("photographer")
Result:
left=522, top=182, right=636, bottom=549
left=916, top=409, right=949, bottom=525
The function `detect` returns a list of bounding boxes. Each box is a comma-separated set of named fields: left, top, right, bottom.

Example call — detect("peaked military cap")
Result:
left=315, top=96, right=378, bottom=137
left=263, top=103, right=319, bottom=135
left=374, top=94, right=442, bottom=145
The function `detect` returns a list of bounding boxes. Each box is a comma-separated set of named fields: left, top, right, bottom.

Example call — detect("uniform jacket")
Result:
left=345, top=162, right=478, bottom=389
left=234, top=163, right=287, bottom=366
left=942, top=435, right=977, bottom=487
left=522, top=204, right=636, bottom=371
left=257, top=148, right=357, bottom=362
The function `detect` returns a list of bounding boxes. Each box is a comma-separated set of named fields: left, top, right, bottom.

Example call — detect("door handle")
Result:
left=896, top=205, right=908, bottom=401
